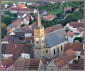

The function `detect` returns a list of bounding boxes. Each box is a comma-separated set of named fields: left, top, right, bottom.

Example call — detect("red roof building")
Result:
left=43, top=14, right=56, bottom=21
left=67, top=31, right=74, bottom=38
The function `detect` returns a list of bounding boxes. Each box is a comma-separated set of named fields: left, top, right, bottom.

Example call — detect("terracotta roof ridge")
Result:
left=45, top=28, right=64, bottom=35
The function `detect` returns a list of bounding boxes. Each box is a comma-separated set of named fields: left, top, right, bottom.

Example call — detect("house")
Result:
left=21, top=44, right=34, bottom=58
left=45, top=24, right=63, bottom=34
left=21, top=25, right=33, bottom=33
left=65, top=21, right=84, bottom=33
left=77, top=27, right=84, bottom=36
left=25, top=36, right=34, bottom=44
left=18, top=3, right=27, bottom=8
left=17, top=12, right=27, bottom=19
left=61, top=49, right=77, bottom=64
left=43, top=14, right=56, bottom=21
left=56, top=1, right=66, bottom=5
left=32, top=3, right=40, bottom=7
left=7, top=24, right=15, bottom=34
left=8, top=3, right=16, bottom=7
left=1, top=57, right=15, bottom=70
left=64, top=7, right=74, bottom=13
left=78, top=19, right=84, bottom=23
left=10, top=6, right=33, bottom=14
left=26, top=2, right=32, bottom=6
left=67, top=31, right=75, bottom=43
left=46, top=56, right=67, bottom=70
left=23, top=15, right=34, bottom=25
left=15, top=57, right=46, bottom=70
left=5, top=43, right=24, bottom=59
left=7, top=19, right=23, bottom=34
left=74, top=8, right=79, bottom=12
left=69, top=58, right=84, bottom=70
left=39, top=10, right=47, bottom=17
left=64, top=43, right=84, bottom=59
left=12, top=19, right=23, bottom=29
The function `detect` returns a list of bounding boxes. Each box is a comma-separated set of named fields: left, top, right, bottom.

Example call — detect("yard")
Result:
left=1, top=1, right=18, bottom=4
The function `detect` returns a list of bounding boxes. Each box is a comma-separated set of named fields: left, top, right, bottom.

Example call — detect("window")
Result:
left=54, top=49, right=55, bottom=55
left=61, top=45, right=62, bottom=51
left=57, top=48, right=59, bottom=53
left=42, top=41, right=43, bottom=43
left=46, top=50, right=48, bottom=53
left=37, top=52, right=39, bottom=54
left=43, top=51, right=44, bottom=53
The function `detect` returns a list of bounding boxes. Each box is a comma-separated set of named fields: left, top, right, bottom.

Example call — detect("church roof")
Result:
left=45, top=28, right=67, bottom=47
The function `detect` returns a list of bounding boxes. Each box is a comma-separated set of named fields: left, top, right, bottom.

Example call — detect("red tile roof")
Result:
left=32, top=3, right=40, bottom=7
left=60, top=64, right=71, bottom=70
left=31, top=22, right=37, bottom=29
left=25, top=36, right=34, bottom=43
left=1, top=57, right=14, bottom=68
left=2, top=36, right=8, bottom=41
left=77, top=27, right=83, bottom=32
left=74, top=8, right=79, bottom=12
left=15, top=57, right=41, bottom=70
left=68, top=22, right=84, bottom=28
left=12, top=19, right=22, bottom=27
left=53, top=56, right=67, bottom=68
left=67, top=31, right=74, bottom=38
left=18, top=4, right=27, bottom=8
left=11, top=6, right=32, bottom=12
left=64, top=43, right=83, bottom=52
left=6, top=43, right=24, bottom=56
left=64, top=7, right=73, bottom=11
left=28, top=59, right=40, bottom=70
left=45, top=24, right=63, bottom=34
left=78, top=19, right=84, bottom=23
left=7, top=26, right=12, bottom=31
left=25, top=16, right=30, bottom=21
left=44, top=14, right=56, bottom=21
left=61, top=49, right=77, bottom=62
left=69, top=58, right=84, bottom=70
left=21, top=25, right=32, bottom=33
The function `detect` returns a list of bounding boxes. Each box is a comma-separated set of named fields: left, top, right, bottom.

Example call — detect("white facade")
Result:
left=25, top=33, right=32, bottom=37
left=23, top=19, right=30, bottom=25
left=65, top=23, right=77, bottom=32
left=21, top=53, right=30, bottom=58
left=68, top=36, right=75, bottom=43
left=2, top=41, right=8, bottom=44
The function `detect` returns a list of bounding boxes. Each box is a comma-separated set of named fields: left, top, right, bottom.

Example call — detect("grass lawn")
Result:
left=1, top=1, right=18, bottom=4
left=50, top=6, right=63, bottom=15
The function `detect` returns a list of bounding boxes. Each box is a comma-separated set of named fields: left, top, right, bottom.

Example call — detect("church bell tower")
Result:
left=34, top=8, right=45, bottom=58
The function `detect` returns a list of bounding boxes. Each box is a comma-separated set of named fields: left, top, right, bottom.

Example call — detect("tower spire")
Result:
left=37, top=8, right=42, bottom=27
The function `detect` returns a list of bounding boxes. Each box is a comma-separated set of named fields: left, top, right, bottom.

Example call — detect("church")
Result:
left=34, top=9, right=67, bottom=59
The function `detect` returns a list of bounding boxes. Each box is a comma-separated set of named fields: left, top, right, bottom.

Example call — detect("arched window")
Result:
left=61, top=45, right=62, bottom=51
left=54, top=49, right=55, bottom=55
left=46, top=50, right=48, bottom=53
left=57, top=48, right=59, bottom=53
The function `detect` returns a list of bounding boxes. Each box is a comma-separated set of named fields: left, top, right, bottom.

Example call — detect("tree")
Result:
left=1, top=22, right=7, bottom=39
left=29, top=17, right=33, bottom=25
